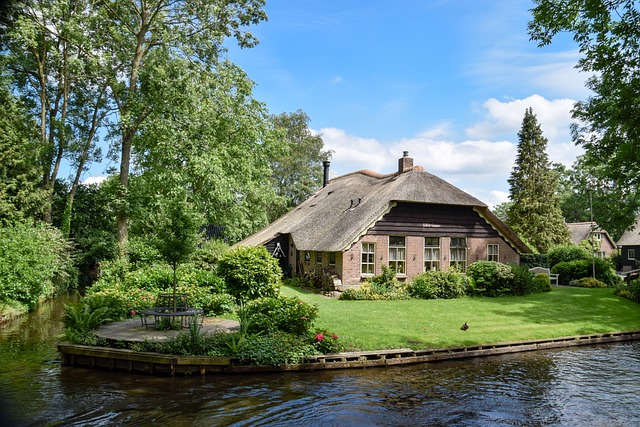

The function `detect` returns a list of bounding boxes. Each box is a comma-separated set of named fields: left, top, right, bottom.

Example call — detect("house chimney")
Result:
left=322, top=160, right=330, bottom=187
left=398, top=151, right=413, bottom=173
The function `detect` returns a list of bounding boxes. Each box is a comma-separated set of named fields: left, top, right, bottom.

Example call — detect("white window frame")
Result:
left=424, top=237, right=440, bottom=271
left=629, top=249, right=636, bottom=261
left=361, top=243, right=375, bottom=275
left=388, top=236, right=406, bottom=275
left=450, top=237, right=467, bottom=271
left=487, top=244, right=499, bottom=262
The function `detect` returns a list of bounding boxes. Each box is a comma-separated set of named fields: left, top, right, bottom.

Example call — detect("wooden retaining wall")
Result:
left=58, top=330, right=640, bottom=376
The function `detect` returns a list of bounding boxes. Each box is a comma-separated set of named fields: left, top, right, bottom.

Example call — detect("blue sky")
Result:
left=83, top=0, right=589, bottom=209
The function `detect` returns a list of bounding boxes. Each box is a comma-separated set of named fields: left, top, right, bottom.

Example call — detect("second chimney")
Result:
left=322, top=161, right=331, bottom=187
left=398, top=151, right=413, bottom=173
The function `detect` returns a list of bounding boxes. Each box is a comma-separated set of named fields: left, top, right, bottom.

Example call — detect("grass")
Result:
left=280, top=285, right=640, bottom=351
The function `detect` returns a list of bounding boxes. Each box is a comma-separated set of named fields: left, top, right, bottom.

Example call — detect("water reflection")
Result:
left=1, top=296, right=640, bottom=426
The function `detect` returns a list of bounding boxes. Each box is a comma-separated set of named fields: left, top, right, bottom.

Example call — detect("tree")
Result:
left=0, top=76, right=47, bottom=224
left=557, top=155, right=639, bottom=240
left=91, top=0, right=267, bottom=256
left=268, top=110, right=332, bottom=221
left=507, top=108, right=570, bottom=253
left=529, top=1, right=640, bottom=228
left=130, top=58, right=282, bottom=243
left=1, top=0, right=108, bottom=223
left=147, top=192, right=203, bottom=312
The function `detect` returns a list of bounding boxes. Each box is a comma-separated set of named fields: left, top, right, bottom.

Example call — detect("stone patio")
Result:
left=95, top=317, right=240, bottom=342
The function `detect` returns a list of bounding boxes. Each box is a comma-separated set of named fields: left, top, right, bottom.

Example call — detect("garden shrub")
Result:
left=244, top=295, right=318, bottom=335
left=339, top=265, right=409, bottom=300
left=408, top=270, right=465, bottom=299
left=551, top=259, right=590, bottom=286
left=551, top=258, right=620, bottom=287
left=616, top=280, right=640, bottom=303
left=547, top=245, right=590, bottom=268
left=466, top=261, right=514, bottom=297
left=190, top=239, right=229, bottom=271
left=570, top=277, right=608, bottom=288
left=532, top=273, right=553, bottom=293
left=0, top=222, right=76, bottom=309
left=509, top=263, right=536, bottom=296
left=311, top=329, right=343, bottom=354
left=217, top=246, right=281, bottom=301
left=520, top=253, right=548, bottom=269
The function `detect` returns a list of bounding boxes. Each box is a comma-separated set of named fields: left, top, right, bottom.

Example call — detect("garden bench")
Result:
left=529, top=267, right=559, bottom=286
left=139, top=293, right=204, bottom=330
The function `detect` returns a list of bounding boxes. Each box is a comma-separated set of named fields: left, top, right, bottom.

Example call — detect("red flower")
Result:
left=315, top=333, right=324, bottom=342
left=331, top=334, right=338, bottom=340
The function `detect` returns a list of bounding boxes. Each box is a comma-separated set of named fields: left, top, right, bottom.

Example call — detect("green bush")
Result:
left=190, top=239, right=229, bottom=271
left=244, top=295, right=318, bottom=335
left=616, top=280, right=640, bottom=303
left=520, top=253, right=549, bottom=269
left=217, top=246, right=281, bottom=301
left=408, top=270, right=466, bottom=299
left=509, top=263, right=536, bottom=296
left=0, top=222, right=76, bottom=309
left=570, top=277, right=608, bottom=288
left=551, top=258, right=620, bottom=287
left=339, top=265, right=409, bottom=300
left=547, top=245, right=590, bottom=268
left=311, top=329, right=343, bottom=354
left=551, top=259, right=590, bottom=285
left=532, top=273, right=553, bottom=293
left=466, top=261, right=514, bottom=297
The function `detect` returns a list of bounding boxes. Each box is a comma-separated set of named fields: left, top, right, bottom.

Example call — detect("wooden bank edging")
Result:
left=58, top=330, right=640, bottom=376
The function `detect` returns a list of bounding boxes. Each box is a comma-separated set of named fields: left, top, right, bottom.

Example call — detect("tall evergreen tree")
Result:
left=507, top=108, right=570, bottom=253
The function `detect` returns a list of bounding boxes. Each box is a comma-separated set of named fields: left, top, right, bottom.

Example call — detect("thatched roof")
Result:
left=237, top=166, right=530, bottom=253
left=566, top=222, right=616, bottom=247
left=617, top=213, right=640, bottom=246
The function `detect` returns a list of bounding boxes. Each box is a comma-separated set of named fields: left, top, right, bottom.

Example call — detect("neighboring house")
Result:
left=236, top=152, right=531, bottom=288
left=566, top=222, right=617, bottom=258
left=617, top=213, right=640, bottom=272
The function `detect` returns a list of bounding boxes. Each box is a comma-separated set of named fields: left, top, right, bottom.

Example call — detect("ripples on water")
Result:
left=1, top=296, right=640, bottom=426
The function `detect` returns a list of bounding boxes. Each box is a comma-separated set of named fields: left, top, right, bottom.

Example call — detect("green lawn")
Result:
left=280, top=285, right=640, bottom=351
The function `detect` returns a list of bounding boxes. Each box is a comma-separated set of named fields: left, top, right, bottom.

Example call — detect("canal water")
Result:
left=1, top=294, right=639, bottom=426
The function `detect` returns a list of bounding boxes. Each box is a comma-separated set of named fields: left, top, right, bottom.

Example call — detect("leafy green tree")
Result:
left=507, top=108, right=570, bottom=253
left=529, top=1, right=640, bottom=229
left=268, top=110, right=332, bottom=221
left=0, top=77, right=47, bottom=224
left=491, top=201, right=513, bottom=225
left=147, top=192, right=203, bottom=312
left=1, top=0, right=108, bottom=223
left=130, top=59, right=282, bottom=243
left=90, top=0, right=267, bottom=256
left=557, top=155, right=639, bottom=240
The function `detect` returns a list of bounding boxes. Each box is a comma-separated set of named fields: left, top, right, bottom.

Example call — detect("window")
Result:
left=593, top=232, right=602, bottom=241
left=629, top=249, right=636, bottom=261
left=388, top=236, right=406, bottom=274
left=488, top=244, right=499, bottom=262
left=361, top=243, right=375, bottom=274
left=315, top=252, right=322, bottom=263
left=329, top=252, right=336, bottom=266
left=450, top=238, right=467, bottom=271
left=304, top=251, right=311, bottom=263
left=424, top=237, right=440, bottom=271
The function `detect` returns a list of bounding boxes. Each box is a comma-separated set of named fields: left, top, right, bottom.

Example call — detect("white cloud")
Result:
left=82, top=176, right=107, bottom=185
left=330, top=76, right=343, bottom=84
left=466, top=94, right=582, bottom=166
left=315, top=94, right=583, bottom=207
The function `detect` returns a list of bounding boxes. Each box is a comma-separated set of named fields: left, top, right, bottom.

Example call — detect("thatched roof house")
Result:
left=566, top=222, right=616, bottom=258
left=237, top=152, right=530, bottom=287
